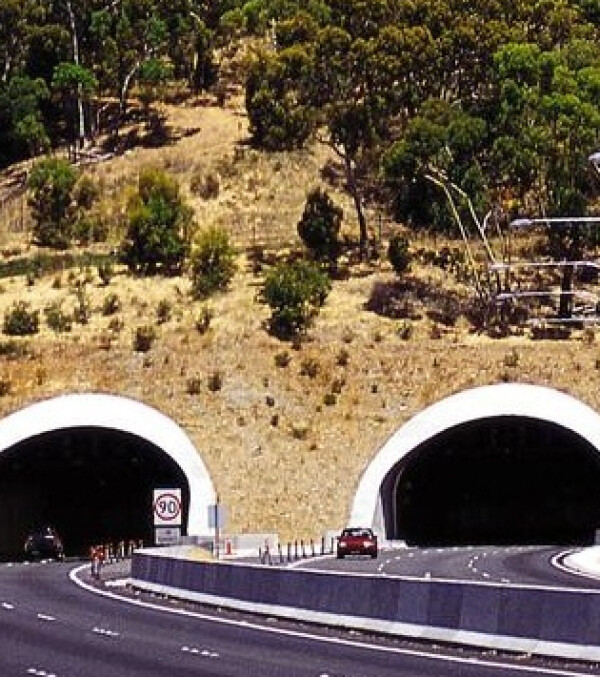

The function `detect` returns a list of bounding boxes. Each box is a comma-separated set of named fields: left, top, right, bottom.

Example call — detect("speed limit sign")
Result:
left=153, top=489, right=182, bottom=526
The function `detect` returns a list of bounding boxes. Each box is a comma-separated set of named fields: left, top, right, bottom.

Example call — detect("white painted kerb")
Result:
left=350, top=383, right=600, bottom=532
left=0, top=393, right=216, bottom=535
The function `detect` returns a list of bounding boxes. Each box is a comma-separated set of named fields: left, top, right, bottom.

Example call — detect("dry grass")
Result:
left=0, top=95, right=599, bottom=541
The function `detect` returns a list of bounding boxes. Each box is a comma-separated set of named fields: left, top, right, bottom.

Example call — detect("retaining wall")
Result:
left=130, top=548, right=600, bottom=662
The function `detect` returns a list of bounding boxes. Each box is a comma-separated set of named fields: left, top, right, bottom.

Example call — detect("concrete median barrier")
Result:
left=130, top=547, right=600, bottom=662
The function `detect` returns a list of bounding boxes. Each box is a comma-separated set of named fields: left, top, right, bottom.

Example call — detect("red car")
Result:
left=336, top=527, right=378, bottom=559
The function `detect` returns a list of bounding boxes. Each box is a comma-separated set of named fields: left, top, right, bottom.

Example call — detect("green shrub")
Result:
left=0, top=340, right=30, bottom=359
left=0, top=377, right=11, bottom=396
left=156, top=298, right=172, bottom=324
left=388, top=234, right=411, bottom=275
left=300, top=357, right=320, bottom=378
left=120, top=167, right=193, bottom=275
left=274, top=350, right=291, bottom=368
left=73, top=286, right=91, bottom=324
left=195, top=305, right=213, bottom=334
left=190, top=169, right=220, bottom=199
left=190, top=226, right=236, bottom=298
left=260, top=259, right=330, bottom=339
left=397, top=320, right=413, bottom=340
left=97, top=260, right=114, bottom=286
left=133, top=325, right=156, bottom=352
left=102, top=293, right=121, bottom=316
left=246, top=50, right=314, bottom=151
left=186, top=376, right=202, bottom=395
left=108, top=316, right=124, bottom=333
left=27, top=156, right=78, bottom=248
left=207, top=370, right=223, bottom=392
left=297, top=187, right=342, bottom=266
left=3, top=301, right=39, bottom=336
left=323, top=392, right=337, bottom=406
left=336, top=347, right=350, bottom=366
left=44, top=300, right=72, bottom=333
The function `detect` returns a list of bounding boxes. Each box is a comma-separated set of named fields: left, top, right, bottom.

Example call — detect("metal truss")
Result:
left=427, top=153, right=600, bottom=327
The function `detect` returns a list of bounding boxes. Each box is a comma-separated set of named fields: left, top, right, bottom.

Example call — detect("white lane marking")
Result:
left=37, top=613, right=56, bottom=622
left=1, top=602, right=14, bottom=610
left=69, top=564, right=594, bottom=676
left=181, top=646, right=219, bottom=658
left=551, top=550, right=600, bottom=582
left=27, top=669, right=57, bottom=677
left=92, top=626, right=120, bottom=637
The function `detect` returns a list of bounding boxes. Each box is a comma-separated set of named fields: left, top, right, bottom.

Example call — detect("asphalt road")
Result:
left=293, top=545, right=600, bottom=589
left=0, top=557, right=599, bottom=676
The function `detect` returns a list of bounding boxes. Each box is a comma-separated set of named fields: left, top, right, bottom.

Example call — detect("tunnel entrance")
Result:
left=384, top=416, right=600, bottom=546
left=0, top=427, right=189, bottom=560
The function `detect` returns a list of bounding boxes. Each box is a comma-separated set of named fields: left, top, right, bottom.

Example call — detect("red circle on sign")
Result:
left=153, top=492, right=181, bottom=521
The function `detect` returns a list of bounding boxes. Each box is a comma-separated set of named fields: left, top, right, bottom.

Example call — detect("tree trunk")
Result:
left=65, top=0, right=85, bottom=154
left=343, top=153, right=368, bottom=257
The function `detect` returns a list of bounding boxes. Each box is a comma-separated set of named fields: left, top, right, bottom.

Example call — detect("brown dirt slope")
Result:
left=0, top=96, right=599, bottom=541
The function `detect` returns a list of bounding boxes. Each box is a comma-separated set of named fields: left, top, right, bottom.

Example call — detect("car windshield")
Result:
left=342, top=528, right=373, bottom=538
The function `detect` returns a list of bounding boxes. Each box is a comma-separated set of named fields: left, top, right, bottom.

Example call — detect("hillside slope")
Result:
left=0, top=96, right=598, bottom=540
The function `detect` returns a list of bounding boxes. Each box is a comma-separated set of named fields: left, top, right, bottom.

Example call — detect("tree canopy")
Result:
left=1, top=0, right=599, bottom=260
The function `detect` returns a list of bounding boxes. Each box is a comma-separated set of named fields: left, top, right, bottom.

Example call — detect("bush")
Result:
left=190, top=226, right=236, bottom=298
left=300, top=357, right=320, bottom=378
left=3, top=301, right=40, bottom=336
left=190, top=169, right=220, bottom=199
left=297, top=188, right=342, bottom=266
left=207, top=370, right=223, bottom=392
left=156, top=298, right=172, bottom=324
left=388, top=234, right=411, bottom=275
left=336, top=347, right=350, bottom=366
left=27, top=156, right=78, bottom=248
left=133, top=325, right=156, bottom=352
left=97, top=261, right=114, bottom=286
left=102, top=293, right=121, bottom=316
left=72, top=286, right=92, bottom=325
left=260, top=259, right=330, bottom=339
left=186, top=376, right=202, bottom=395
left=195, top=305, right=213, bottom=334
left=44, top=300, right=72, bottom=333
left=245, top=49, right=315, bottom=151
left=120, top=168, right=193, bottom=275
left=274, top=350, right=291, bottom=368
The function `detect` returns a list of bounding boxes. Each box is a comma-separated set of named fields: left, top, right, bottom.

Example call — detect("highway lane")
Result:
left=0, top=560, right=598, bottom=676
left=294, top=546, right=600, bottom=589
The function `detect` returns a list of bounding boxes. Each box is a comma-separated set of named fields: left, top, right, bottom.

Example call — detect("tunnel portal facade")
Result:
left=0, top=394, right=215, bottom=559
left=350, top=384, right=600, bottom=546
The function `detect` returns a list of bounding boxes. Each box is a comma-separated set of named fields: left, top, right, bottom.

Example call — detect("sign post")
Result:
left=153, top=489, right=182, bottom=546
left=208, top=497, right=226, bottom=559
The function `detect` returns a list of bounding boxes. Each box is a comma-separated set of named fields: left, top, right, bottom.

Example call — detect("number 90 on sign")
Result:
left=153, top=489, right=182, bottom=526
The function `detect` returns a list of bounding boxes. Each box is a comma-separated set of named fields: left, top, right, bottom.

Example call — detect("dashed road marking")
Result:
left=36, top=613, right=56, bottom=622
left=92, top=626, right=120, bottom=637
left=181, top=645, right=219, bottom=658
left=1, top=601, right=14, bottom=610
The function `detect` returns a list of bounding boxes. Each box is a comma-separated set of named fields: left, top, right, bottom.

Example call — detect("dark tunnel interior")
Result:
left=0, top=427, right=189, bottom=560
left=384, top=416, right=600, bottom=546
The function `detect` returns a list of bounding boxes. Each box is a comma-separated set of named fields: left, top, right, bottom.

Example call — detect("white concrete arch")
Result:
left=349, top=383, right=600, bottom=536
left=0, top=393, right=216, bottom=536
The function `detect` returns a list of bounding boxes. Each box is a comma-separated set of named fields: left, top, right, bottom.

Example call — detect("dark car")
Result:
left=336, top=527, right=378, bottom=559
left=24, top=527, right=64, bottom=561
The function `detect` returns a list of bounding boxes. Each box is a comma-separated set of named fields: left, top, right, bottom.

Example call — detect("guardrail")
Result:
left=130, top=547, right=600, bottom=662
